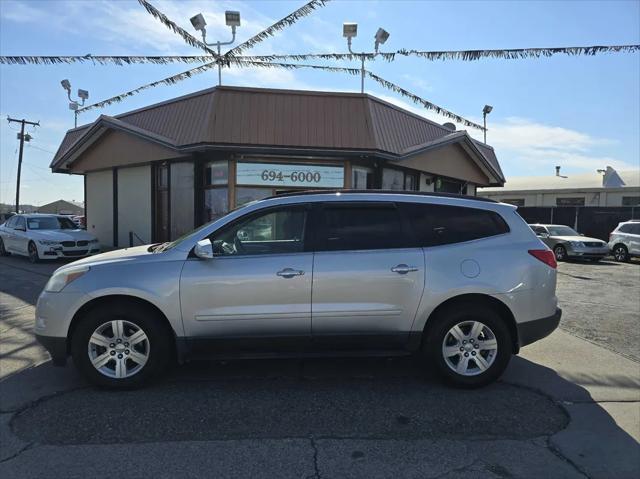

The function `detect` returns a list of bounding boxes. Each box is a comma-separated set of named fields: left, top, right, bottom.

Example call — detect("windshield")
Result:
left=547, top=225, right=579, bottom=236
left=27, top=216, right=76, bottom=230
left=154, top=202, right=261, bottom=253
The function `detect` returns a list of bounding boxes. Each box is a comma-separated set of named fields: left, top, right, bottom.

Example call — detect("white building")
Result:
left=478, top=166, right=640, bottom=207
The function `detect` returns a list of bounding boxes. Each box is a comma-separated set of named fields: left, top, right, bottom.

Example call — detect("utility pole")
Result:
left=7, top=117, right=40, bottom=213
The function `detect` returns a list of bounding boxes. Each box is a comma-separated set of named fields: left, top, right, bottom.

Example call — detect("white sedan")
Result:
left=0, top=214, right=100, bottom=263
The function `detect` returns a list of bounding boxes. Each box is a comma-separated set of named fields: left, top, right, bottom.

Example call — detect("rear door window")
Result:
left=318, top=202, right=412, bottom=251
left=401, top=202, right=510, bottom=246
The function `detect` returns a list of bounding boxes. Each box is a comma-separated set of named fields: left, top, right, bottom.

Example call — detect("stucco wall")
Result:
left=117, top=166, right=152, bottom=247
left=86, top=170, right=113, bottom=248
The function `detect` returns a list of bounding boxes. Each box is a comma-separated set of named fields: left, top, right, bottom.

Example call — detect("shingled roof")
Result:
left=51, top=86, right=504, bottom=183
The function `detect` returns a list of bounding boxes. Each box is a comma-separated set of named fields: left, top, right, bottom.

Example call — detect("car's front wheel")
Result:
left=0, top=237, right=9, bottom=256
left=553, top=244, right=567, bottom=262
left=612, top=244, right=629, bottom=262
left=71, top=303, right=173, bottom=388
left=28, top=241, right=40, bottom=263
left=424, top=304, right=512, bottom=388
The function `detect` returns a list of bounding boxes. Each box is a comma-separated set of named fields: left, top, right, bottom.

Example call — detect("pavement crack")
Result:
left=306, top=436, right=321, bottom=479
left=545, top=436, right=592, bottom=479
left=0, top=441, right=34, bottom=464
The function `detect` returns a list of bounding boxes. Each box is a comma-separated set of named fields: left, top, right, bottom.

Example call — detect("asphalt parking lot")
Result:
left=1, top=254, right=639, bottom=478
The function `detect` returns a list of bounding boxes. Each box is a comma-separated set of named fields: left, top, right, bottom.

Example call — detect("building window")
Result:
left=203, top=160, right=229, bottom=223
left=503, top=199, right=525, bottom=207
left=382, top=168, right=406, bottom=190
left=404, top=172, right=418, bottom=191
left=154, top=164, right=170, bottom=242
left=204, top=188, right=228, bottom=222
left=556, top=197, right=585, bottom=206
left=352, top=166, right=374, bottom=189
left=236, top=187, right=272, bottom=207
left=170, top=162, right=194, bottom=239
left=622, top=196, right=640, bottom=206
left=435, top=177, right=466, bottom=194
left=205, top=161, right=228, bottom=185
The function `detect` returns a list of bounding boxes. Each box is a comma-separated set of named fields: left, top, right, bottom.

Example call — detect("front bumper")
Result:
left=39, top=243, right=101, bottom=260
left=517, top=308, right=562, bottom=348
left=35, top=334, right=68, bottom=366
left=566, top=245, right=609, bottom=259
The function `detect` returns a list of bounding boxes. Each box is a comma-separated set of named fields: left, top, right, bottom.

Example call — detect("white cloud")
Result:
left=401, top=74, right=432, bottom=92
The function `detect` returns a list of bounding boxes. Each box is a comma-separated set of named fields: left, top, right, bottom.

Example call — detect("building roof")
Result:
left=480, top=167, right=640, bottom=193
left=50, top=86, right=504, bottom=184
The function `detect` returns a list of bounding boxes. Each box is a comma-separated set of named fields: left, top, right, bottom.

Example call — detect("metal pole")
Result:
left=74, top=110, right=78, bottom=128
left=7, top=117, right=39, bottom=213
left=217, top=43, right=222, bottom=86
left=483, top=112, right=487, bottom=143
left=360, top=55, right=365, bottom=93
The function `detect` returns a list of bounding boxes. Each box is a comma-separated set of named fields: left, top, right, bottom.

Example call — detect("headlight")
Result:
left=45, top=266, right=90, bottom=293
left=38, top=240, right=60, bottom=245
left=569, top=241, right=584, bottom=248
left=89, top=239, right=99, bottom=244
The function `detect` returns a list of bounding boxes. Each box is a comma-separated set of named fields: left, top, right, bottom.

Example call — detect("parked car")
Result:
left=0, top=214, right=100, bottom=263
left=35, top=192, right=560, bottom=389
left=608, top=220, right=640, bottom=262
left=528, top=224, right=608, bottom=262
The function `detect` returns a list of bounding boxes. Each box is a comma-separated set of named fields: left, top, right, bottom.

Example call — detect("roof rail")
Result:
left=266, top=189, right=498, bottom=203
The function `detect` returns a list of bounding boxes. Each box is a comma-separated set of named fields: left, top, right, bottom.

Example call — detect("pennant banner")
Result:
left=137, top=0, right=219, bottom=57
left=365, top=71, right=485, bottom=131
left=76, top=60, right=357, bottom=113
left=3, top=44, right=638, bottom=66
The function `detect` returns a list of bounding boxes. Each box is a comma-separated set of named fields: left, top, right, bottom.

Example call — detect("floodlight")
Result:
left=225, top=11, right=241, bottom=27
left=343, top=22, right=358, bottom=38
left=483, top=105, right=493, bottom=114
left=78, top=89, right=89, bottom=100
left=69, top=102, right=78, bottom=111
left=60, top=79, right=71, bottom=92
left=374, top=27, right=389, bottom=45
left=190, top=13, right=207, bottom=32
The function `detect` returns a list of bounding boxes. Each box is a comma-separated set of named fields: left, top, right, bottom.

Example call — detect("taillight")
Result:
left=528, top=249, right=557, bottom=269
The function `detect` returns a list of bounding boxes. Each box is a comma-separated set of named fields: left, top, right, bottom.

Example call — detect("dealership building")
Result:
left=50, top=86, right=504, bottom=248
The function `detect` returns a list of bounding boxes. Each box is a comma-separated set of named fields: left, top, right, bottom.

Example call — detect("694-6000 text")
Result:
left=261, top=170, right=322, bottom=183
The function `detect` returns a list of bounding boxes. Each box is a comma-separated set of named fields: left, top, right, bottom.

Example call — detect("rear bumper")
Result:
left=517, top=308, right=562, bottom=348
left=35, top=334, right=67, bottom=366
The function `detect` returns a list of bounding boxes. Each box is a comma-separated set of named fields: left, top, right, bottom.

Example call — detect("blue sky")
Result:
left=1, top=0, right=639, bottom=206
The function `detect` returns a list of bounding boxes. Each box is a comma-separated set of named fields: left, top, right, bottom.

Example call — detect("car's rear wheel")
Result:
left=0, top=237, right=9, bottom=256
left=424, top=304, right=512, bottom=388
left=613, top=244, right=629, bottom=262
left=28, top=241, right=40, bottom=263
left=71, top=303, right=173, bottom=388
left=553, top=244, right=567, bottom=262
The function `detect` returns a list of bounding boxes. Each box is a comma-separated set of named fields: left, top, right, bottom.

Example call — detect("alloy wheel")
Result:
left=28, top=242, right=38, bottom=263
left=554, top=245, right=566, bottom=261
left=442, top=320, right=498, bottom=376
left=87, top=319, right=150, bottom=379
left=614, top=246, right=628, bottom=262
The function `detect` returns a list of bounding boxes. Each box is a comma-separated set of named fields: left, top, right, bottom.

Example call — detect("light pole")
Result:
left=482, top=104, right=493, bottom=143
left=343, top=23, right=390, bottom=93
left=61, top=79, right=89, bottom=128
left=190, top=11, right=241, bottom=86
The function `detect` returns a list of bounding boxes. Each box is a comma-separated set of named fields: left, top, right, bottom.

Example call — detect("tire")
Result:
left=70, top=302, right=174, bottom=389
left=423, top=303, right=513, bottom=389
left=612, top=244, right=629, bottom=263
left=0, top=237, right=9, bottom=256
left=28, top=241, right=40, bottom=263
left=553, top=244, right=567, bottom=262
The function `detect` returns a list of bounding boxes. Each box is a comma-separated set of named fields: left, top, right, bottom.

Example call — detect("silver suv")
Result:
left=609, top=220, right=640, bottom=262
left=35, top=192, right=561, bottom=389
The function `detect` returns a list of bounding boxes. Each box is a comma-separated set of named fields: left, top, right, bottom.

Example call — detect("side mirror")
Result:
left=15, top=226, right=26, bottom=232
left=539, top=233, right=549, bottom=239
left=194, top=239, right=214, bottom=259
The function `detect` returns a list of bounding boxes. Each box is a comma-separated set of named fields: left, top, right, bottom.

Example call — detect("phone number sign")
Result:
left=236, top=162, right=344, bottom=188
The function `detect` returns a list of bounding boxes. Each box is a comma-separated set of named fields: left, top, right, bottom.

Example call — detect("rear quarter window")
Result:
left=401, top=203, right=510, bottom=247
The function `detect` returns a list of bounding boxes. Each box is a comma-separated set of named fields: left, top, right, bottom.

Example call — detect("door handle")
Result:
left=391, top=264, right=418, bottom=274
left=277, top=268, right=305, bottom=278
